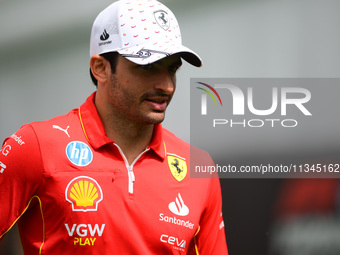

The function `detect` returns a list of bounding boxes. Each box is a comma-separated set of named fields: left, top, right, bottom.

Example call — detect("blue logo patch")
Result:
left=66, top=141, right=93, bottom=166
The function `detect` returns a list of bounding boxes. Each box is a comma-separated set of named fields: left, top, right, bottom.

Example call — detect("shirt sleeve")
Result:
left=192, top=164, right=229, bottom=254
left=0, top=124, right=44, bottom=239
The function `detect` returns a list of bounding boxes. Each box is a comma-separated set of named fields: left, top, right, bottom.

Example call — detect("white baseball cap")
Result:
left=90, top=0, right=202, bottom=67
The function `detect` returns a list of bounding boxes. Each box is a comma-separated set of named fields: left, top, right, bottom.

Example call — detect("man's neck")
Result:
left=95, top=96, right=154, bottom=165
left=105, top=118, right=154, bottom=165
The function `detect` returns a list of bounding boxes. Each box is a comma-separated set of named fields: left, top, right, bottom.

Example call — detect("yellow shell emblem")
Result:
left=168, top=154, right=187, bottom=182
left=65, top=176, right=103, bottom=212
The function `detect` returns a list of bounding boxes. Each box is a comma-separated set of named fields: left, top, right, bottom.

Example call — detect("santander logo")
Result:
left=168, top=193, right=189, bottom=216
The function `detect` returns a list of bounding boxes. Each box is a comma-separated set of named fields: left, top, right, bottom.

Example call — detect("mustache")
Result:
left=141, top=91, right=172, bottom=101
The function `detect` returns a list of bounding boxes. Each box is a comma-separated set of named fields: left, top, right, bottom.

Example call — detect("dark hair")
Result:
left=90, top=51, right=120, bottom=86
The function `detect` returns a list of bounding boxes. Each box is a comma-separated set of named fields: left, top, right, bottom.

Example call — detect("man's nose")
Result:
left=154, top=69, right=175, bottom=94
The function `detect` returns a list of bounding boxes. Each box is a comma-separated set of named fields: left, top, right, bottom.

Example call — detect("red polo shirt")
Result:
left=0, top=92, right=228, bottom=254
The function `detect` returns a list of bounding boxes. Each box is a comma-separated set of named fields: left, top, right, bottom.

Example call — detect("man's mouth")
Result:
left=144, top=96, right=170, bottom=111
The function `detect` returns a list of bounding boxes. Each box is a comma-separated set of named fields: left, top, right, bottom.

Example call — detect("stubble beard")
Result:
left=109, top=74, right=168, bottom=126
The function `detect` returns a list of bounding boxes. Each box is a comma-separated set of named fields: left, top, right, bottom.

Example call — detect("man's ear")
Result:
left=90, top=55, right=111, bottom=84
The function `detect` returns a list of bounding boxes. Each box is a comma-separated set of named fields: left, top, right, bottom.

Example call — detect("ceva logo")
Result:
left=65, top=176, right=103, bottom=212
left=160, top=234, right=186, bottom=250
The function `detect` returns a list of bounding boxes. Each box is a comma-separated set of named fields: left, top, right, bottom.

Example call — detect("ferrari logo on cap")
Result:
left=154, top=10, right=170, bottom=31
left=168, top=154, right=187, bottom=182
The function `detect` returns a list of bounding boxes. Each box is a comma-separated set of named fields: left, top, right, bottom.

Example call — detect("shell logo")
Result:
left=65, top=176, right=103, bottom=212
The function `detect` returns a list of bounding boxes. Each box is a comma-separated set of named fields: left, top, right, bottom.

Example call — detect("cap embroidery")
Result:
left=121, top=49, right=170, bottom=59
left=154, top=10, right=170, bottom=31
left=100, top=29, right=110, bottom=41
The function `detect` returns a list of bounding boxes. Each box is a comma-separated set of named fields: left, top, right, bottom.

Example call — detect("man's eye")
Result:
left=169, top=64, right=181, bottom=73
left=139, top=64, right=153, bottom=70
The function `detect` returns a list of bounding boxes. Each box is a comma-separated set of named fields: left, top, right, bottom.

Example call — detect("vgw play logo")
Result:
left=196, top=81, right=312, bottom=128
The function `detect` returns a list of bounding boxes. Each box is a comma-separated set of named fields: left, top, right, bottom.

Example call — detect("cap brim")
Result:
left=118, top=43, right=202, bottom=67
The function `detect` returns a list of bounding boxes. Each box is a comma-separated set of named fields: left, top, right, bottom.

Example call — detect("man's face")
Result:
left=106, top=54, right=182, bottom=125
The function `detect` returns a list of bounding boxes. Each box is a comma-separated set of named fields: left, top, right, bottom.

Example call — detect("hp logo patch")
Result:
left=66, top=141, right=93, bottom=166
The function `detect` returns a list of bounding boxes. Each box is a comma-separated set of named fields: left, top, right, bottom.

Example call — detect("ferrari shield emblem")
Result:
left=154, top=10, right=170, bottom=31
left=168, top=155, right=187, bottom=182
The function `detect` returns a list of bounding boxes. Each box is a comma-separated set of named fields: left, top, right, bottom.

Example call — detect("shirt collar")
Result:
left=147, top=122, right=165, bottom=160
left=79, top=92, right=165, bottom=160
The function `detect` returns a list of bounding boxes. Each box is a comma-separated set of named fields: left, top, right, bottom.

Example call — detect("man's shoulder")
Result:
left=161, top=127, right=210, bottom=158
left=161, top=127, right=219, bottom=179
left=10, top=108, right=80, bottom=147
left=162, top=128, right=189, bottom=147
left=30, top=108, right=78, bottom=129
left=22, top=109, right=77, bottom=137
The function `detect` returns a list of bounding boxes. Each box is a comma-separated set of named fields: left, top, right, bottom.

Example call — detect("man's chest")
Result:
left=35, top=141, right=204, bottom=253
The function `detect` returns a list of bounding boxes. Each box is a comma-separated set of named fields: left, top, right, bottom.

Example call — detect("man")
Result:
left=0, top=0, right=228, bottom=254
